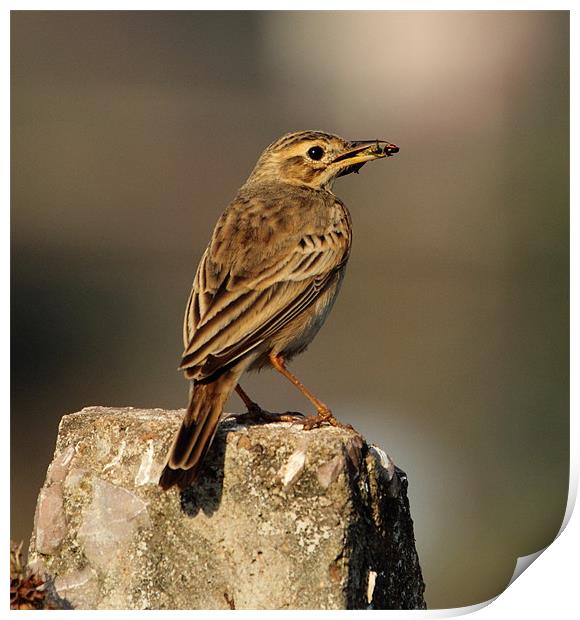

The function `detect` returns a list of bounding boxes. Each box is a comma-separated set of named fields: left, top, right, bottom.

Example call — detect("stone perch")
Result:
left=28, top=407, right=426, bottom=609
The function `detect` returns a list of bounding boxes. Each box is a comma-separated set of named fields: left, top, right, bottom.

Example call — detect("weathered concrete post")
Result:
left=28, top=406, right=426, bottom=609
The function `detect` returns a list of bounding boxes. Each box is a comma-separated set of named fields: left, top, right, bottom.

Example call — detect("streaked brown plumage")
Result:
left=159, top=130, right=398, bottom=490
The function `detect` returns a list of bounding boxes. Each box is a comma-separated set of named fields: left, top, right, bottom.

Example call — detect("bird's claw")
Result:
left=299, top=412, right=354, bottom=431
left=231, top=407, right=304, bottom=425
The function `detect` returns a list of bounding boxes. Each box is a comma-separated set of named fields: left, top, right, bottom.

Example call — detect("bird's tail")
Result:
left=159, top=370, right=239, bottom=490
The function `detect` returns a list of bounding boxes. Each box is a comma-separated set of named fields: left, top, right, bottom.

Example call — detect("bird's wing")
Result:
left=180, top=229, right=349, bottom=379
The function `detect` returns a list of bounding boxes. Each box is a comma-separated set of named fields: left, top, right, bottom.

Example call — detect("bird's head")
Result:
left=245, top=130, right=399, bottom=190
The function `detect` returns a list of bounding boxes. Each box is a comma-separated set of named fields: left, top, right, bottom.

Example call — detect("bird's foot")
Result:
left=272, top=411, right=305, bottom=423
left=299, top=409, right=354, bottom=431
left=230, top=404, right=304, bottom=425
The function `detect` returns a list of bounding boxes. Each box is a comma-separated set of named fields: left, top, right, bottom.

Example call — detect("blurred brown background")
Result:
left=11, top=11, right=568, bottom=608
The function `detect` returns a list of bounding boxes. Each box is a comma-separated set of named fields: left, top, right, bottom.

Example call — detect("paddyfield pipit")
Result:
left=160, top=130, right=398, bottom=490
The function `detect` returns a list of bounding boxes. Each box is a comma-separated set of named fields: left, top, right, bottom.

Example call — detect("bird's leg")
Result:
left=269, top=353, right=353, bottom=431
left=235, top=384, right=263, bottom=416
left=229, top=384, right=303, bottom=424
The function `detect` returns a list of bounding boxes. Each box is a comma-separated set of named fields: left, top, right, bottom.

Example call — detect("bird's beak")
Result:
left=332, top=139, right=399, bottom=177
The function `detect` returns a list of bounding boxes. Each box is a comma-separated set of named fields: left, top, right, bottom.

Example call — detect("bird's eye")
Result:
left=307, top=146, right=324, bottom=161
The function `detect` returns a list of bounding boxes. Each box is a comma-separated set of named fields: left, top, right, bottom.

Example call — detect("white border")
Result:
left=5, top=4, right=574, bottom=616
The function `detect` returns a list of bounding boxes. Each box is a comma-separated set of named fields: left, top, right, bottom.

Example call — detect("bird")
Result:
left=159, top=130, right=399, bottom=490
